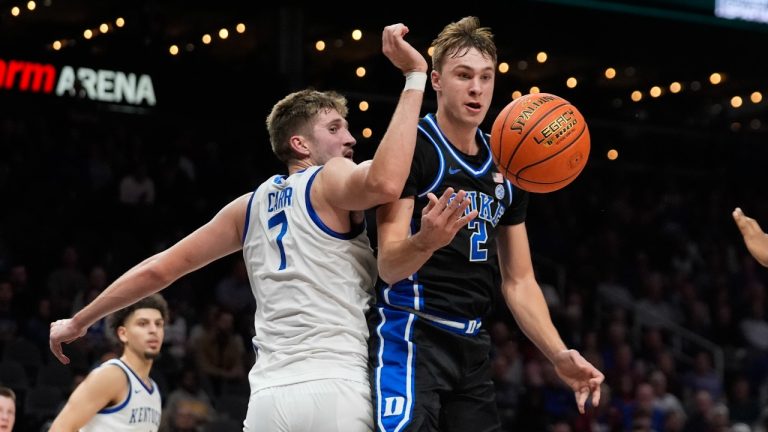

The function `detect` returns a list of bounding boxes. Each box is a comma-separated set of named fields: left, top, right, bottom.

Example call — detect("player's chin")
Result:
left=143, top=349, right=161, bottom=360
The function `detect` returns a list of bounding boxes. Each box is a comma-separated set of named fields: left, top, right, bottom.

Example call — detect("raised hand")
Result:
left=382, top=23, right=429, bottom=74
left=733, top=207, right=768, bottom=267
left=412, top=187, right=478, bottom=253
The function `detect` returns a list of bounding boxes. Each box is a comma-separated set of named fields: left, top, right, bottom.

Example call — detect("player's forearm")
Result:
left=365, top=86, right=425, bottom=203
left=503, top=280, right=567, bottom=361
left=378, top=234, right=435, bottom=284
left=73, top=254, right=172, bottom=329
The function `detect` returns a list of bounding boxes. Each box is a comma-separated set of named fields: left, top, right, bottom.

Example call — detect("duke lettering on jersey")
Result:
left=128, top=406, right=160, bottom=426
left=268, top=187, right=293, bottom=212
left=459, top=191, right=507, bottom=227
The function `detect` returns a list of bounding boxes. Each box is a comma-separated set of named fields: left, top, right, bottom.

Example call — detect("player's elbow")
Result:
left=366, top=177, right=402, bottom=205
left=137, top=256, right=175, bottom=288
left=377, top=261, right=402, bottom=286
left=378, top=269, right=397, bottom=286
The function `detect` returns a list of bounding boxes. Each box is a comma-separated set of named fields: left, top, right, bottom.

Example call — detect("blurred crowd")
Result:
left=1, top=103, right=767, bottom=431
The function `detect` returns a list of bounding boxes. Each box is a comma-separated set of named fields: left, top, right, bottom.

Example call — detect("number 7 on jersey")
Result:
left=268, top=210, right=289, bottom=270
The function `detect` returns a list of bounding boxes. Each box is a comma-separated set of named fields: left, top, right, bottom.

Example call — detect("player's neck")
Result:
left=288, top=158, right=313, bottom=175
left=120, top=352, right=153, bottom=382
left=434, top=112, right=478, bottom=156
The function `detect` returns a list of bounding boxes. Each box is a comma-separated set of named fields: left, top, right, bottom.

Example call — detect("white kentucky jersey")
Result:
left=80, top=358, right=161, bottom=432
left=242, top=165, right=377, bottom=392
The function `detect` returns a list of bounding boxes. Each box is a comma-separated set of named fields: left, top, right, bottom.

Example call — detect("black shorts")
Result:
left=368, top=306, right=500, bottom=432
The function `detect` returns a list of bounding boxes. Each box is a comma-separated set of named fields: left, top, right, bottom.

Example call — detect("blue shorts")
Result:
left=368, top=306, right=500, bottom=432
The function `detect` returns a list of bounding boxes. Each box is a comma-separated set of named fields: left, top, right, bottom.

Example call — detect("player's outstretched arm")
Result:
left=733, top=207, right=768, bottom=267
left=50, top=194, right=250, bottom=364
left=496, top=223, right=603, bottom=414
left=319, top=23, right=428, bottom=212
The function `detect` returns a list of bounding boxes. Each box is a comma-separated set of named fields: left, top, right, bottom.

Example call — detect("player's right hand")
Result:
left=412, top=188, right=477, bottom=253
left=382, top=23, right=428, bottom=75
left=50, top=318, right=87, bottom=364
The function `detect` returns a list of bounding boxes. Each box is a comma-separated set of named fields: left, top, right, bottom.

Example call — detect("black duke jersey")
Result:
left=378, top=113, right=529, bottom=321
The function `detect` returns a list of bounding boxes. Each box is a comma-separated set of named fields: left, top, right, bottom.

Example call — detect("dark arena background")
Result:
left=2, top=1, right=768, bottom=431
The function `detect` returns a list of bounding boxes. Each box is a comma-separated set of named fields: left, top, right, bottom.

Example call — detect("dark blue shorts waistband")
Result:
left=378, top=304, right=483, bottom=336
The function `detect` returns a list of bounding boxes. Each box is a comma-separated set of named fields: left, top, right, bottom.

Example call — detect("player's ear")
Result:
left=430, top=70, right=441, bottom=92
left=289, top=135, right=310, bottom=158
left=117, top=326, right=129, bottom=344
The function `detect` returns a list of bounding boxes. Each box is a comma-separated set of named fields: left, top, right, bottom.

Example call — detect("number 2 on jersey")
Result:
left=468, top=219, right=488, bottom=262
left=268, top=211, right=289, bottom=270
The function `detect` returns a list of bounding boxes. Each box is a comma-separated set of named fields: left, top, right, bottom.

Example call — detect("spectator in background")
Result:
left=0, top=281, right=18, bottom=343
left=191, top=309, right=245, bottom=395
left=649, top=370, right=685, bottom=423
left=164, top=399, right=205, bottom=432
left=727, top=376, right=760, bottom=427
left=213, top=258, right=253, bottom=316
left=0, top=387, right=16, bottom=432
left=622, top=382, right=666, bottom=432
left=23, top=297, right=53, bottom=353
left=119, top=162, right=155, bottom=206
left=71, top=266, right=109, bottom=313
left=682, top=351, right=723, bottom=402
left=187, top=304, right=218, bottom=350
left=160, top=367, right=213, bottom=432
left=162, top=299, right=189, bottom=366
left=8, top=264, right=34, bottom=318
left=46, top=245, right=88, bottom=319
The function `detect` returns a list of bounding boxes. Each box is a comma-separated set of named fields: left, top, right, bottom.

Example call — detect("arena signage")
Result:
left=0, top=57, right=157, bottom=106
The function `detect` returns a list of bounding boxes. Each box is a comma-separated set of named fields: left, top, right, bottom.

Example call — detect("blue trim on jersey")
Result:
left=423, top=114, right=494, bottom=177
left=118, top=359, right=155, bottom=394
left=98, top=362, right=132, bottom=414
left=416, top=124, right=445, bottom=198
left=305, top=167, right=365, bottom=240
left=242, top=189, right=257, bottom=244
left=382, top=278, right=424, bottom=312
left=505, top=179, right=514, bottom=206
left=374, top=307, right=416, bottom=432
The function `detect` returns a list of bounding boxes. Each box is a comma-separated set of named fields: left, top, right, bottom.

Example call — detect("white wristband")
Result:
left=403, top=71, right=427, bottom=92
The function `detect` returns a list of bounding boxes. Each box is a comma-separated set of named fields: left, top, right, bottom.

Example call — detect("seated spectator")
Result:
left=191, top=309, right=245, bottom=394
left=160, top=367, right=213, bottom=432
left=0, top=281, right=19, bottom=343
left=0, top=387, right=15, bottom=432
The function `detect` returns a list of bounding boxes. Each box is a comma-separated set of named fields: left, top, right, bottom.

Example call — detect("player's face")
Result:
left=120, top=308, right=165, bottom=360
left=433, top=48, right=495, bottom=128
left=0, top=396, right=15, bottom=432
left=308, top=108, right=356, bottom=164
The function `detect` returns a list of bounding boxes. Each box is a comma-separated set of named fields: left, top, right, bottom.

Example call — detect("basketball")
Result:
left=490, top=93, right=590, bottom=193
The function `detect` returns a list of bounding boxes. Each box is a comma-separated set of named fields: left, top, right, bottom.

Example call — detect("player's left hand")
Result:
left=552, top=349, right=604, bottom=414
left=50, top=318, right=88, bottom=364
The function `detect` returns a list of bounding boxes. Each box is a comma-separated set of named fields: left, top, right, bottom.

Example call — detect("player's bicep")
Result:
left=156, top=194, right=249, bottom=277
left=318, top=158, right=381, bottom=211
left=497, top=223, right=535, bottom=283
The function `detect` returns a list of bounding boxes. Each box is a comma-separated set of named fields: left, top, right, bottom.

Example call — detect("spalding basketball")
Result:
left=490, top=93, right=590, bottom=193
